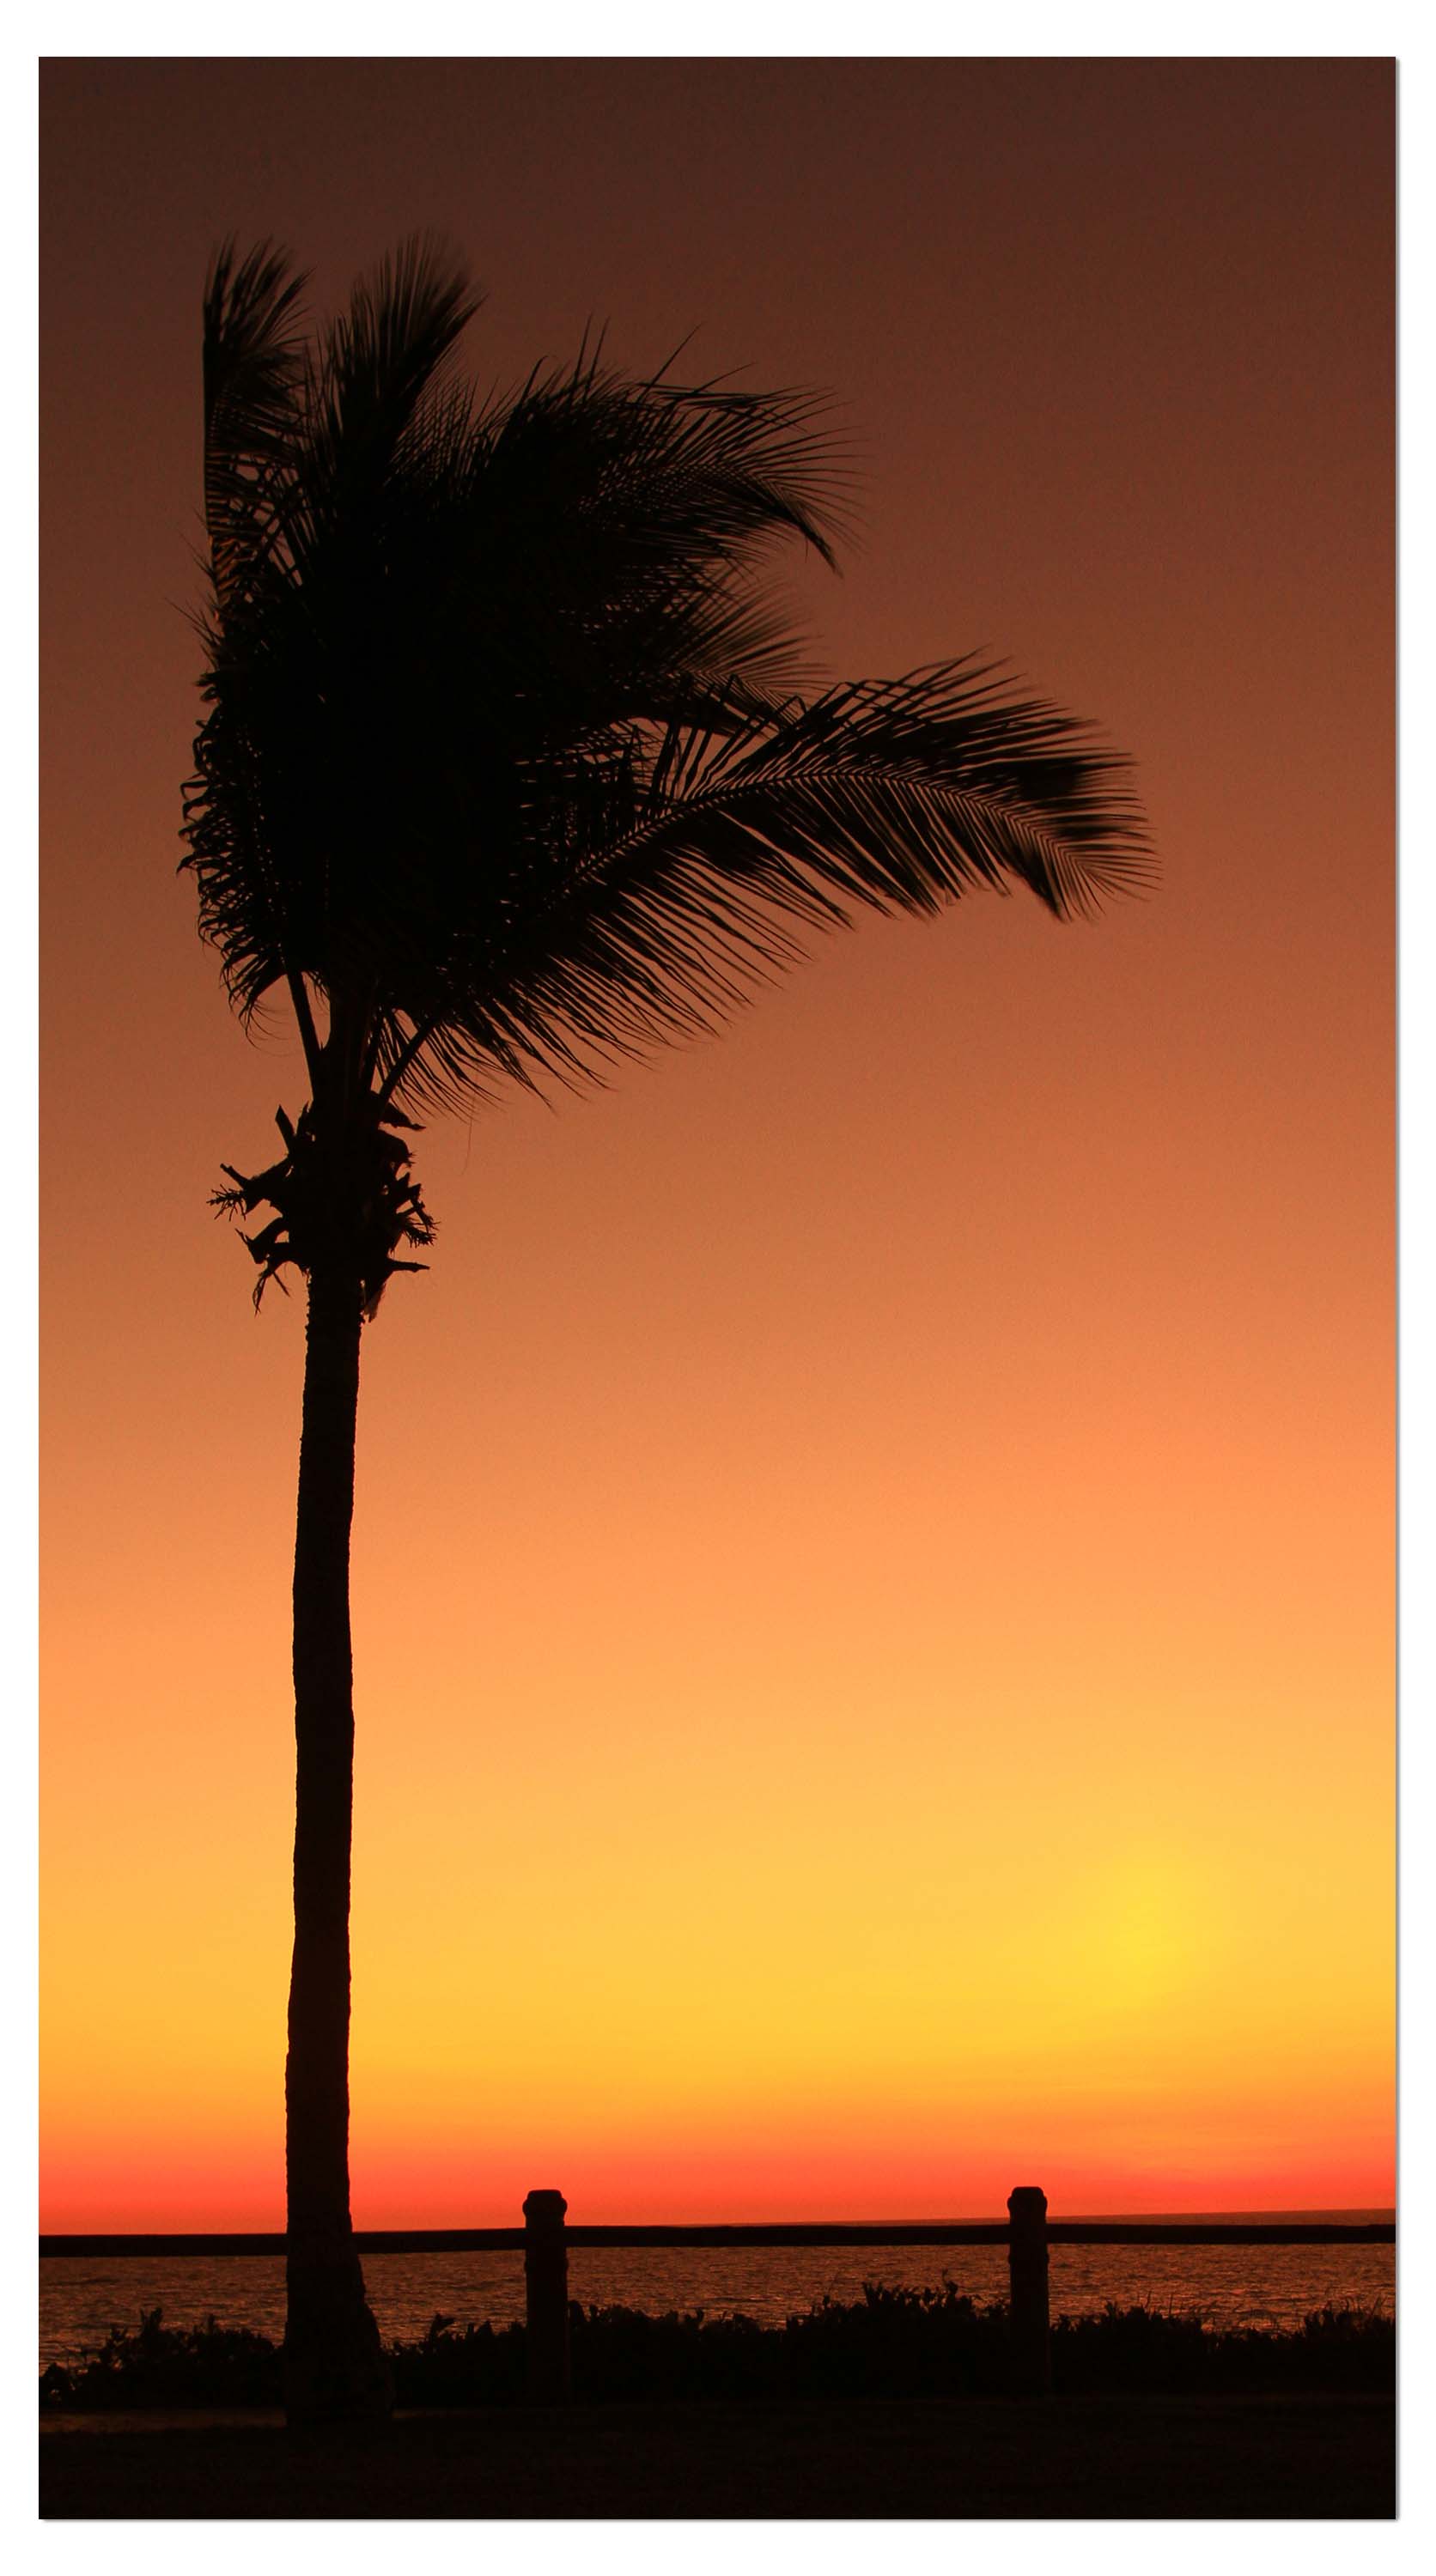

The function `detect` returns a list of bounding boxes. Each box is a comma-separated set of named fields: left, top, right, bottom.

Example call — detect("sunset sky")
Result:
left=40, top=57, right=1394, bottom=2230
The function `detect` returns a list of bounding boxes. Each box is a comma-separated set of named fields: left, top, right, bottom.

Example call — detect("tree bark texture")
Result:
left=283, top=1262, right=392, bottom=2424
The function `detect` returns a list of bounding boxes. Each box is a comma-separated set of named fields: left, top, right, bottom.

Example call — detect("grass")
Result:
left=39, top=2392, right=1398, bottom=2519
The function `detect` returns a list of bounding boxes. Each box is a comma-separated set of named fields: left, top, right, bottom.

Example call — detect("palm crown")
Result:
left=185, top=237, right=1150, bottom=1166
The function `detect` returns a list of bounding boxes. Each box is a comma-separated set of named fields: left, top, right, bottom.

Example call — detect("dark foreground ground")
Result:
left=40, top=2392, right=1396, bottom=2518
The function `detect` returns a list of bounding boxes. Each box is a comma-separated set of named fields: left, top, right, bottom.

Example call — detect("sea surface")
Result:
left=39, top=2215, right=1394, bottom=2367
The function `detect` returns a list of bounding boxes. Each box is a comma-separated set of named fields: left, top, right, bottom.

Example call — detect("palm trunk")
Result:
left=283, top=1260, right=392, bottom=2425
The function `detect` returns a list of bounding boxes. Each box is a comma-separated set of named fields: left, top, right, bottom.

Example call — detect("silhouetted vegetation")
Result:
left=39, top=2287, right=1392, bottom=2412
left=39, top=2308, right=283, bottom=2410
left=185, top=235, right=1152, bottom=2421
left=1052, top=2299, right=1393, bottom=2397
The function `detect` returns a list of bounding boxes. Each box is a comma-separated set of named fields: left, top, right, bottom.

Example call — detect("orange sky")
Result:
left=40, top=58, right=1393, bottom=2230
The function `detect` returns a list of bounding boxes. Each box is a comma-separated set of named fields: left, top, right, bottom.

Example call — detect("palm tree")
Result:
left=183, top=236, right=1152, bottom=2425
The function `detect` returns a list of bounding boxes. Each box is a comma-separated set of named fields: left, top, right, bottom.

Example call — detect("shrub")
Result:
left=40, top=2289, right=1394, bottom=2411
left=39, top=2307, right=282, bottom=2410
left=388, top=2311, right=526, bottom=2409
left=1051, top=2300, right=1394, bottom=2396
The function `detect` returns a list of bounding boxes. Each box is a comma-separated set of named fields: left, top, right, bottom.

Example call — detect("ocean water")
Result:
left=39, top=2216, right=1394, bottom=2368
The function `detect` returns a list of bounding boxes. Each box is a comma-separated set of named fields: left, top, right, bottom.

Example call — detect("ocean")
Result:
left=39, top=2215, right=1394, bottom=2368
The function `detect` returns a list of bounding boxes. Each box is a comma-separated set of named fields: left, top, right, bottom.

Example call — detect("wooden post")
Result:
left=523, top=2189, right=570, bottom=2403
left=1007, top=2185, right=1051, bottom=2395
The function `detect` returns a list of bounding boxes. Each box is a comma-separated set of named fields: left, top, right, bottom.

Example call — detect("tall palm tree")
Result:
left=183, top=236, right=1152, bottom=2425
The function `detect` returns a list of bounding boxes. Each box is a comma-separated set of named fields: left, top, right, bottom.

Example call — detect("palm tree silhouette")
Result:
left=183, top=237, right=1152, bottom=2424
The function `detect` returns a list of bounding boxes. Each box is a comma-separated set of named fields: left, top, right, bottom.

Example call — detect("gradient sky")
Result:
left=40, top=58, right=1393, bottom=2229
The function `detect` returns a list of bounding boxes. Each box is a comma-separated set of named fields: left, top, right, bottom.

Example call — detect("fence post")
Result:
left=1007, top=2184, right=1051, bottom=2395
left=523, top=2188, right=570, bottom=2403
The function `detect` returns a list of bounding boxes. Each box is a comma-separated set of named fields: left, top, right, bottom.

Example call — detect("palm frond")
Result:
left=373, top=661, right=1151, bottom=1115
left=202, top=240, right=309, bottom=605
left=458, top=357, right=850, bottom=715
left=301, top=235, right=482, bottom=521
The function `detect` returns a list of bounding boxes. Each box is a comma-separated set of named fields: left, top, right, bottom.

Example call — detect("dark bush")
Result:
left=1050, top=2300, right=1394, bottom=2396
left=776, top=2282, right=1013, bottom=2399
left=40, top=2289, right=1393, bottom=2412
left=388, top=2311, right=526, bottom=2409
left=572, top=2303, right=778, bottom=2403
left=39, top=2307, right=282, bottom=2410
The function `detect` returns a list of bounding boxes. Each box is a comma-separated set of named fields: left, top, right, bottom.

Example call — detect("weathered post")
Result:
left=523, top=2188, right=570, bottom=2403
left=1007, top=2184, right=1051, bottom=2396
